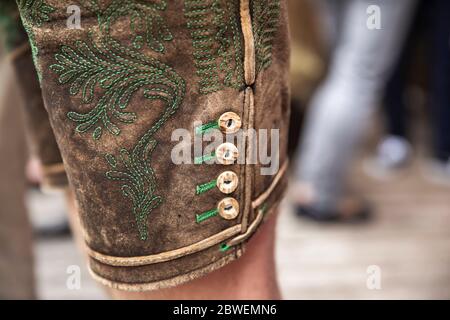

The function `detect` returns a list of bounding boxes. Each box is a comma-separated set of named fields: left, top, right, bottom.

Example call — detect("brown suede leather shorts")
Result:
left=11, top=0, right=290, bottom=291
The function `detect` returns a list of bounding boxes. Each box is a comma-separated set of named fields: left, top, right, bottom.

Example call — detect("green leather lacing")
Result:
left=184, top=0, right=244, bottom=94
left=196, top=208, right=218, bottom=223
left=194, top=151, right=216, bottom=165
left=195, top=120, right=219, bottom=135
left=196, top=179, right=217, bottom=195
left=219, top=243, right=231, bottom=252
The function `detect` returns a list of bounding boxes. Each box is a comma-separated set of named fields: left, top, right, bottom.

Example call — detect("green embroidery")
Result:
left=50, top=0, right=174, bottom=140
left=49, top=2, right=186, bottom=240
left=82, top=0, right=172, bottom=53
left=50, top=37, right=147, bottom=139
left=184, top=0, right=244, bottom=94
left=196, top=179, right=217, bottom=195
left=17, top=0, right=54, bottom=26
left=105, top=141, right=162, bottom=241
left=196, top=208, right=218, bottom=223
left=16, top=0, right=55, bottom=80
left=251, top=0, right=281, bottom=72
left=103, top=44, right=185, bottom=240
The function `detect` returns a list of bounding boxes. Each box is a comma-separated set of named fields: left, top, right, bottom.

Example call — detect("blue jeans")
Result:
left=294, top=0, right=418, bottom=214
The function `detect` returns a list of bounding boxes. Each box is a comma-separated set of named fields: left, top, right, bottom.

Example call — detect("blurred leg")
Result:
left=429, top=0, right=450, bottom=162
left=0, top=59, right=35, bottom=300
left=383, top=56, right=410, bottom=139
left=383, top=1, right=425, bottom=139
left=293, top=0, right=418, bottom=215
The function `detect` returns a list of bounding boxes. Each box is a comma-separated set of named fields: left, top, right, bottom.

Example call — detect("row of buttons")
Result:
left=209, top=112, right=241, bottom=221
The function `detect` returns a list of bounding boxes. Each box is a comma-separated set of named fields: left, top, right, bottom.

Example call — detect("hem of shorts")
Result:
left=87, top=248, right=242, bottom=292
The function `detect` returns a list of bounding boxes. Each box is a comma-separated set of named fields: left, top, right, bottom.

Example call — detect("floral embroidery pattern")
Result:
left=251, top=0, right=281, bottom=72
left=17, top=0, right=54, bottom=27
left=184, top=0, right=244, bottom=94
left=50, top=0, right=186, bottom=240
left=83, top=0, right=173, bottom=53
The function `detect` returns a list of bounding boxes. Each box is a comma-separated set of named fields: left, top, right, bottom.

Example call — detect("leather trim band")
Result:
left=240, top=0, right=256, bottom=85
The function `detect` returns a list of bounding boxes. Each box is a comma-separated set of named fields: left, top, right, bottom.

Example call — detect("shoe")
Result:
left=422, top=158, right=450, bottom=187
left=294, top=195, right=372, bottom=224
left=364, top=135, right=412, bottom=180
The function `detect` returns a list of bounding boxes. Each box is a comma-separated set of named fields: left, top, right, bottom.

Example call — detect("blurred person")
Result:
left=13, top=0, right=290, bottom=300
left=0, top=54, right=35, bottom=300
left=0, top=3, right=35, bottom=300
left=371, top=0, right=450, bottom=184
left=287, top=0, right=327, bottom=159
left=291, top=0, right=418, bottom=222
left=0, top=0, right=73, bottom=299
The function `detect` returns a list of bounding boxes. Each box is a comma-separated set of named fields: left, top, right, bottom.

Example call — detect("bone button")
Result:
left=218, top=112, right=242, bottom=134
left=217, top=171, right=239, bottom=194
left=216, top=143, right=239, bottom=165
left=217, top=197, right=240, bottom=220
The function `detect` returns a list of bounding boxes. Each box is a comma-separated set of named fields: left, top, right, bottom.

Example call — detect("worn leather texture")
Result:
left=17, top=0, right=290, bottom=290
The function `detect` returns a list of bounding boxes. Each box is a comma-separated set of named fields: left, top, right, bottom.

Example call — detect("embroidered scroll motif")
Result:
left=184, top=0, right=244, bottom=94
left=251, top=0, right=281, bottom=72
left=83, top=0, right=173, bottom=53
left=17, top=0, right=54, bottom=27
left=51, top=0, right=175, bottom=140
left=50, top=1, right=186, bottom=240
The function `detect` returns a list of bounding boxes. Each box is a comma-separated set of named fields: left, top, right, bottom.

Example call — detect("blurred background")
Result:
left=0, top=0, right=449, bottom=299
